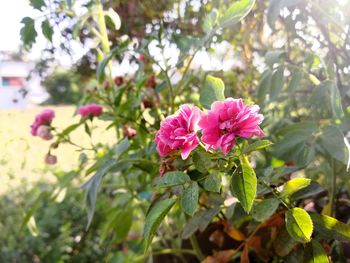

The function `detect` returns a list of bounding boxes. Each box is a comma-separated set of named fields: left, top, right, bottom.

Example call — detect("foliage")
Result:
left=17, top=0, right=350, bottom=262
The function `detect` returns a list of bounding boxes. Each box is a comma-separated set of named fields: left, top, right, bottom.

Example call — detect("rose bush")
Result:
left=21, top=0, right=350, bottom=262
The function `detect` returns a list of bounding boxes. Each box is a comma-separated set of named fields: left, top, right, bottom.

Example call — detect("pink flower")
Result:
left=155, top=105, right=202, bottom=160
left=30, top=109, right=55, bottom=136
left=78, top=104, right=103, bottom=118
left=45, top=154, right=57, bottom=165
left=199, top=98, right=264, bottom=155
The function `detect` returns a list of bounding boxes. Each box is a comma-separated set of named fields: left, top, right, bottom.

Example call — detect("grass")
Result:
left=0, top=105, right=116, bottom=194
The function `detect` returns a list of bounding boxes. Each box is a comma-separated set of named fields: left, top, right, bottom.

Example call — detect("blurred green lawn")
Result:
left=0, top=105, right=115, bottom=194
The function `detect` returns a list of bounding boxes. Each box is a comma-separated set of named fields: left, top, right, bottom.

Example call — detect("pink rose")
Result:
left=30, top=109, right=55, bottom=136
left=45, top=154, right=57, bottom=165
left=199, top=98, right=264, bottom=155
left=155, top=104, right=202, bottom=160
left=78, top=104, right=103, bottom=118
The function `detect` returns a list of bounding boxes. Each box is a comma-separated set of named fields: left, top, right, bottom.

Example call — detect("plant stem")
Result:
left=189, top=234, right=204, bottom=261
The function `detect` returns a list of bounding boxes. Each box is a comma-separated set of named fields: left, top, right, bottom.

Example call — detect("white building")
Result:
left=0, top=52, right=47, bottom=110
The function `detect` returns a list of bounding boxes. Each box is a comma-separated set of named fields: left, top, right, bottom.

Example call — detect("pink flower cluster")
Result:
left=78, top=104, right=103, bottom=118
left=30, top=109, right=55, bottom=139
left=154, top=98, right=264, bottom=159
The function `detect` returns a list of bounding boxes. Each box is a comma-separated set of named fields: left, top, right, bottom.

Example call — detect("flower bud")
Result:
left=114, top=76, right=124, bottom=86
left=146, top=75, right=156, bottom=89
left=123, top=126, right=137, bottom=138
left=37, top=125, right=53, bottom=140
left=45, top=154, right=57, bottom=165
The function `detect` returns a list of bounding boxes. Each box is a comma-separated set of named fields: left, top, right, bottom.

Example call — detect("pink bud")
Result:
left=37, top=125, right=53, bottom=140
left=45, top=154, right=57, bottom=165
left=123, top=126, right=137, bottom=138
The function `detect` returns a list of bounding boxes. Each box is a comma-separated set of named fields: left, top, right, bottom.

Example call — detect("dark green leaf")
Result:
left=192, top=151, right=212, bottom=173
left=202, top=173, right=221, bottom=193
left=273, top=226, right=297, bottom=257
left=285, top=208, right=313, bottom=243
left=319, top=125, right=348, bottom=164
left=270, top=66, right=284, bottom=101
left=267, top=0, right=302, bottom=29
left=291, top=181, right=324, bottom=201
left=182, top=207, right=220, bottom=239
left=82, top=159, right=117, bottom=228
left=158, top=171, right=191, bottom=187
left=265, top=50, right=287, bottom=67
left=304, top=240, right=329, bottom=263
left=230, top=155, right=257, bottom=213
left=29, top=0, right=46, bottom=10
left=257, top=69, right=272, bottom=104
left=113, top=137, right=130, bottom=158
left=288, top=70, right=302, bottom=93
left=181, top=182, right=199, bottom=216
left=326, top=80, right=344, bottom=119
left=218, top=0, right=255, bottom=29
left=200, top=75, right=225, bottom=109
left=280, top=178, right=311, bottom=198
left=20, top=17, right=37, bottom=50
left=310, top=213, right=350, bottom=242
left=242, top=140, right=273, bottom=154
left=252, top=198, right=279, bottom=222
left=41, top=19, right=53, bottom=42
left=143, top=198, right=176, bottom=252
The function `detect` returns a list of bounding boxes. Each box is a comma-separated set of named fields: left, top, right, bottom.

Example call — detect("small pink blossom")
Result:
left=30, top=109, right=55, bottom=136
left=78, top=104, right=103, bottom=118
left=199, top=98, right=264, bottom=155
left=45, top=154, right=57, bottom=165
left=37, top=125, right=53, bottom=140
left=155, top=104, right=202, bottom=160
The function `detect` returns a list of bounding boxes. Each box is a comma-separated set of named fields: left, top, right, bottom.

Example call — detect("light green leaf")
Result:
left=181, top=182, right=199, bottom=216
left=285, top=208, right=313, bottom=243
left=203, top=10, right=218, bottom=31
left=267, top=0, right=302, bottom=30
left=242, top=140, right=273, bottom=154
left=291, top=181, right=324, bottom=201
left=257, top=69, right=272, bottom=104
left=218, top=0, right=255, bottom=29
left=158, top=171, right=191, bottom=187
left=41, top=19, right=53, bottom=42
left=143, top=198, right=176, bottom=252
left=326, top=80, right=344, bottom=119
left=280, top=178, right=311, bottom=198
left=202, top=173, right=221, bottom=193
left=20, top=17, right=37, bottom=50
left=310, top=213, right=350, bottom=242
left=252, top=198, right=279, bottom=222
left=270, top=66, right=284, bottom=101
left=304, top=240, right=329, bottom=263
left=288, top=70, right=302, bottom=93
left=200, top=75, right=225, bottom=109
left=230, top=155, right=257, bottom=213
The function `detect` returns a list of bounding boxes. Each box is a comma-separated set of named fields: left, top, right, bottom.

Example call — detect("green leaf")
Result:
left=82, top=159, right=117, bottom=228
left=285, top=208, right=313, bottom=243
left=265, top=50, right=287, bottom=68
left=327, top=80, right=344, bottom=119
left=181, top=182, right=199, bottom=216
left=288, top=70, right=302, bottom=93
left=202, top=173, right=221, bottom=193
left=270, top=66, right=284, bottom=101
left=181, top=207, right=221, bottom=239
left=143, top=198, right=176, bottom=252
left=257, top=69, right=272, bottom=104
left=113, top=137, right=130, bottom=158
left=106, top=8, right=121, bottom=30
left=291, top=181, right=324, bottom=201
left=267, top=0, right=302, bottom=30
left=242, top=140, right=273, bottom=154
left=304, top=240, right=329, bottom=263
left=273, top=226, right=297, bottom=257
left=310, top=213, right=350, bottom=242
left=20, top=17, right=37, bottom=50
left=218, top=0, right=255, bottom=29
left=41, top=19, right=53, bottom=42
left=200, top=75, right=225, bottom=109
left=192, top=151, right=211, bottom=173
left=203, top=10, right=218, bottom=31
left=252, top=198, right=279, bottom=222
left=319, top=125, right=348, bottom=164
left=61, top=122, right=81, bottom=136
left=230, top=155, right=257, bottom=213
left=280, top=178, right=311, bottom=198
left=29, top=0, right=46, bottom=10
left=158, top=171, right=191, bottom=187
